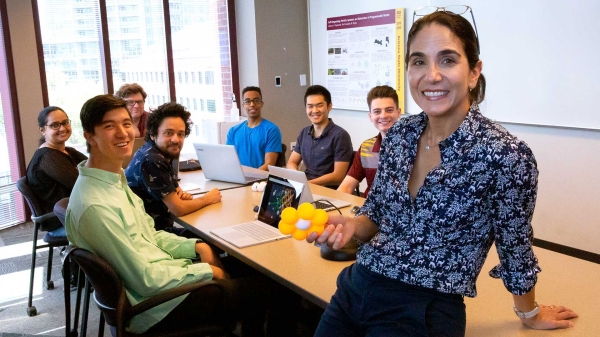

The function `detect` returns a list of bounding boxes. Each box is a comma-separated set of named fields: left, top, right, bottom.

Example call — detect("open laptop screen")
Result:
left=257, top=175, right=303, bottom=226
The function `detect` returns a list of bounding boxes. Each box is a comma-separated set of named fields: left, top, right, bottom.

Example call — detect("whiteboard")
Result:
left=309, top=0, right=600, bottom=130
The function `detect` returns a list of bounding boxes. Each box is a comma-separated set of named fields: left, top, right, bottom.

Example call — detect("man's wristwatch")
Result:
left=513, top=302, right=540, bottom=319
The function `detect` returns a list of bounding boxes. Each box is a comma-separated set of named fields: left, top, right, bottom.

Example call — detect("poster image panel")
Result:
left=326, top=8, right=404, bottom=112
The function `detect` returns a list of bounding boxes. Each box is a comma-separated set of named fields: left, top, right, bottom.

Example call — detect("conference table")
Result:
left=176, top=171, right=359, bottom=309
left=174, top=170, right=599, bottom=336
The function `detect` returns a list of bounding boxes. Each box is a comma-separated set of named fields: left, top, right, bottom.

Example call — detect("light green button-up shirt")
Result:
left=66, top=161, right=213, bottom=333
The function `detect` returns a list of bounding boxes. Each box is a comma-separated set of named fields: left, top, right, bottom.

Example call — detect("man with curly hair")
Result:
left=125, top=102, right=221, bottom=233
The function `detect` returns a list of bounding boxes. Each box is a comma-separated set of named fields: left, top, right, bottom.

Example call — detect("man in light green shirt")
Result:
left=66, top=95, right=263, bottom=334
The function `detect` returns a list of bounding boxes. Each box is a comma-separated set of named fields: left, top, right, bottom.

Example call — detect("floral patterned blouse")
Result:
left=356, top=106, right=541, bottom=297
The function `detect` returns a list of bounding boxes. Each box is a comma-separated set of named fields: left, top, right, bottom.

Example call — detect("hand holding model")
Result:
left=278, top=203, right=328, bottom=240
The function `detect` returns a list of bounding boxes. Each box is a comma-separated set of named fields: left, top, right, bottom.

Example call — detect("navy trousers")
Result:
left=315, top=263, right=466, bottom=337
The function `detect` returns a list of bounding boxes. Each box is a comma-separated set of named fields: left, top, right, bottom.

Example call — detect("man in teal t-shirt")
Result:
left=227, top=86, right=282, bottom=170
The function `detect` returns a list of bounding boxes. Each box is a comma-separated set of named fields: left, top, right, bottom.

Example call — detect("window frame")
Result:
left=32, top=0, right=240, bottom=109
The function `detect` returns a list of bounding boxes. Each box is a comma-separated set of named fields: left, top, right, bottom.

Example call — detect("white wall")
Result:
left=503, top=124, right=600, bottom=254
left=234, top=0, right=259, bottom=95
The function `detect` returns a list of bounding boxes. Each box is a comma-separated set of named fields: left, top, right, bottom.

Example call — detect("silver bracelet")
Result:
left=513, top=302, right=540, bottom=319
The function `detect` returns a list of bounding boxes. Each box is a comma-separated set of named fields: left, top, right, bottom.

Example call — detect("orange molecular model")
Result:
left=278, top=202, right=328, bottom=240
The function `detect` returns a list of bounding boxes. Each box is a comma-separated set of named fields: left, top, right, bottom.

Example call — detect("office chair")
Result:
left=275, top=143, right=287, bottom=167
left=16, top=177, right=69, bottom=317
left=64, top=246, right=234, bottom=337
left=55, top=197, right=95, bottom=337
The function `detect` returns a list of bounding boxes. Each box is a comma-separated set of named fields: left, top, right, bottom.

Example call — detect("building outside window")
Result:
left=36, top=0, right=236, bottom=155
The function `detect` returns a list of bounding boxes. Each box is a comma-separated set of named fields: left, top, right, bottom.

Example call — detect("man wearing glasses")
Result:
left=116, top=83, right=149, bottom=138
left=226, top=86, right=282, bottom=170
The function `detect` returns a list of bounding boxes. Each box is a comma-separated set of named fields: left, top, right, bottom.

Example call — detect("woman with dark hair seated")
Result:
left=26, top=106, right=87, bottom=237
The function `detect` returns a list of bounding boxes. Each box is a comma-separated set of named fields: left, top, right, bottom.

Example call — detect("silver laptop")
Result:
left=268, top=166, right=351, bottom=211
left=193, top=143, right=268, bottom=185
left=210, top=175, right=303, bottom=248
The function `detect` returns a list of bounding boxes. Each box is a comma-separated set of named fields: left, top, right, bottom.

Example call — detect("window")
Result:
left=107, top=0, right=169, bottom=110
left=207, top=99, right=216, bottom=112
left=36, top=0, right=238, bottom=155
left=83, top=70, right=99, bottom=80
left=43, top=44, right=57, bottom=55
left=205, top=70, right=214, bottom=85
left=193, top=98, right=197, bottom=110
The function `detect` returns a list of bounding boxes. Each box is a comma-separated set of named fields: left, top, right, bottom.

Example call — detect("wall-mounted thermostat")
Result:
left=275, top=76, right=281, bottom=87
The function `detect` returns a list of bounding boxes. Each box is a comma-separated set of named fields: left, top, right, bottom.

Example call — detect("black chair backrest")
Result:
left=53, top=197, right=70, bottom=226
left=17, top=177, right=44, bottom=218
left=17, top=176, right=59, bottom=231
left=275, top=143, right=287, bottom=167
left=67, top=247, right=127, bottom=328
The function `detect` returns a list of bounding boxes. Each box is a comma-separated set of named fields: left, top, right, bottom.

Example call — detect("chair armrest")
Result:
left=127, top=280, right=224, bottom=318
left=32, top=212, right=57, bottom=224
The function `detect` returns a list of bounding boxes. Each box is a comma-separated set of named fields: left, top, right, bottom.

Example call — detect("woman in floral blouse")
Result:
left=308, top=8, right=577, bottom=336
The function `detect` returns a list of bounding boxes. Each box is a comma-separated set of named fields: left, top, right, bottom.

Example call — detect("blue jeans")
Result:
left=315, top=263, right=466, bottom=337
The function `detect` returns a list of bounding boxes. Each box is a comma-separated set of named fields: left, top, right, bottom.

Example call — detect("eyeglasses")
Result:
left=413, top=5, right=480, bottom=54
left=46, top=119, right=71, bottom=130
left=242, top=99, right=262, bottom=106
left=124, top=99, right=145, bottom=107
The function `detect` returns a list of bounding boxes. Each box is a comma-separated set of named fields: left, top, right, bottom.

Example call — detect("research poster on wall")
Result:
left=326, top=8, right=404, bottom=112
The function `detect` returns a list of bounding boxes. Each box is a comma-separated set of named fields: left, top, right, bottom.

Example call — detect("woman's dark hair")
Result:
left=145, top=102, right=192, bottom=142
left=406, top=11, right=486, bottom=106
left=37, top=106, right=65, bottom=146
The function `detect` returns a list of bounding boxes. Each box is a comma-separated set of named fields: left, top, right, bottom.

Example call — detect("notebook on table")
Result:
left=193, top=143, right=268, bottom=185
left=268, top=166, right=351, bottom=211
left=210, top=175, right=303, bottom=248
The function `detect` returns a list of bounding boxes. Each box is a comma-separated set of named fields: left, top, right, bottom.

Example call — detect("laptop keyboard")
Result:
left=244, top=172, right=267, bottom=180
left=314, top=200, right=334, bottom=212
left=233, top=221, right=280, bottom=241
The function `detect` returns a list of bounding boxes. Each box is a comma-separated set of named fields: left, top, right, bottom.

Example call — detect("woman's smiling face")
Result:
left=407, top=23, right=481, bottom=119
